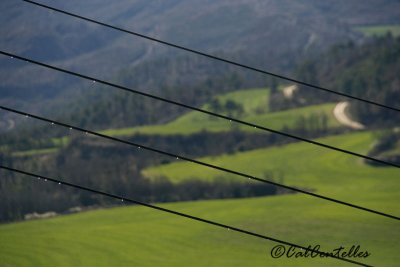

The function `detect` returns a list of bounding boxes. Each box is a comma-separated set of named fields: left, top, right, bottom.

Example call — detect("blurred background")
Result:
left=0, top=1, right=399, bottom=266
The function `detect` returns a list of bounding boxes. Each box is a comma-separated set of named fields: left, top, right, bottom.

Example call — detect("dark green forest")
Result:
left=293, top=35, right=400, bottom=127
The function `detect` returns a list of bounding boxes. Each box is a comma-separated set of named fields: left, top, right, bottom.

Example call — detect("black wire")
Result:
left=0, top=165, right=373, bottom=267
left=0, top=51, right=399, bottom=170
left=20, top=0, right=400, bottom=113
left=1, top=105, right=399, bottom=221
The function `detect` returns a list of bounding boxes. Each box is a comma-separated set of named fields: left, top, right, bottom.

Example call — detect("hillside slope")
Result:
left=2, top=0, right=393, bottom=107
left=5, top=88, right=340, bottom=156
left=1, top=131, right=399, bottom=267
left=143, top=132, right=399, bottom=207
left=101, top=88, right=339, bottom=136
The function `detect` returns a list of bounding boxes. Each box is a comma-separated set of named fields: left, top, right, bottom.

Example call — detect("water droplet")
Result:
left=58, top=182, right=61, bottom=185
left=51, top=122, right=54, bottom=125
left=44, top=179, right=47, bottom=182
left=121, top=199, right=124, bottom=202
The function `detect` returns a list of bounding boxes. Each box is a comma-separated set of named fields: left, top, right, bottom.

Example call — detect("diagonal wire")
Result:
left=0, top=51, right=399, bottom=169
left=20, top=0, right=400, bottom=113
left=0, top=165, right=373, bottom=267
left=1, top=105, right=399, bottom=221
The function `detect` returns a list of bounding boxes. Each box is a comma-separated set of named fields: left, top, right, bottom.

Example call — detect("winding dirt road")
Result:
left=333, top=101, right=365, bottom=130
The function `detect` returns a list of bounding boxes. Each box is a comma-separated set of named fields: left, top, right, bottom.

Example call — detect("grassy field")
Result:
left=100, top=87, right=270, bottom=136
left=143, top=131, right=400, bottom=213
left=1, top=131, right=399, bottom=266
left=12, top=88, right=339, bottom=156
left=355, top=24, right=400, bottom=37
left=6, top=137, right=70, bottom=158
left=11, top=147, right=59, bottom=157
left=101, top=88, right=339, bottom=136
left=101, top=102, right=338, bottom=136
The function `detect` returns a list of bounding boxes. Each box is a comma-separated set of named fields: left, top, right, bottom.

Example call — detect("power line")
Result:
left=21, top=0, right=400, bottom=113
left=0, top=3, right=392, bottom=262
left=1, top=51, right=399, bottom=170
left=1, top=105, right=399, bottom=221
left=0, top=165, right=372, bottom=267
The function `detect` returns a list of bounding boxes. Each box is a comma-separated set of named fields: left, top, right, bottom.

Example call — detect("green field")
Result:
left=6, top=137, right=70, bottom=157
left=12, top=147, right=59, bottom=157
left=143, top=132, right=400, bottom=217
left=12, top=88, right=340, bottom=156
left=1, top=131, right=399, bottom=266
left=101, top=88, right=339, bottom=136
left=355, top=25, right=400, bottom=37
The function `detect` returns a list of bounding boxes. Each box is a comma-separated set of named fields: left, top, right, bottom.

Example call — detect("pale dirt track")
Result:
left=333, top=101, right=365, bottom=130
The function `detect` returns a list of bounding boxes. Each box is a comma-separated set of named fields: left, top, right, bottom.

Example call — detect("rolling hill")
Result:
left=2, top=0, right=400, bottom=120
left=101, top=88, right=339, bottom=136
left=2, top=3, right=400, bottom=266
left=8, top=87, right=341, bottom=156
left=142, top=132, right=399, bottom=208
left=1, top=131, right=399, bottom=267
